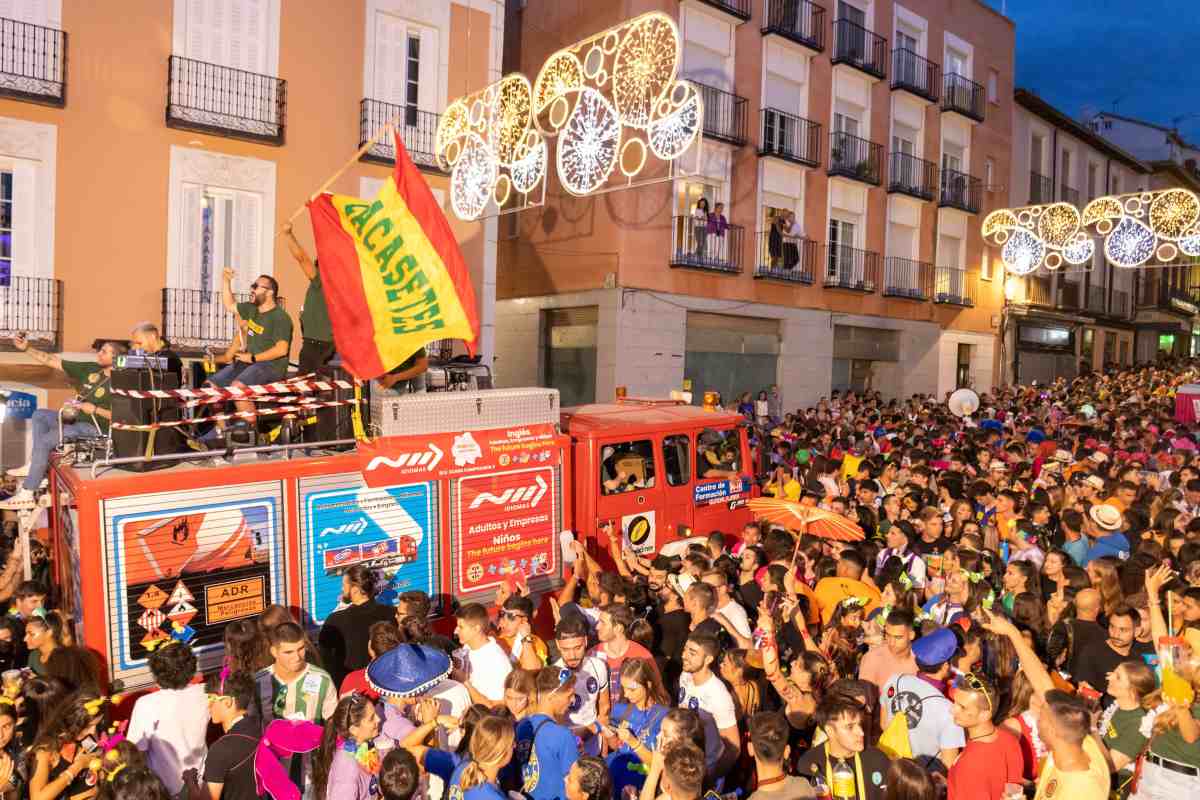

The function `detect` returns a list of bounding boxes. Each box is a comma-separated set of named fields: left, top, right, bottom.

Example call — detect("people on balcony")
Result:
left=691, top=197, right=710, bottom=260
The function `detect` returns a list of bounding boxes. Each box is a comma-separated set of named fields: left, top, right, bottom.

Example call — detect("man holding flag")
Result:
left=305, top=131, right=479, bottom=381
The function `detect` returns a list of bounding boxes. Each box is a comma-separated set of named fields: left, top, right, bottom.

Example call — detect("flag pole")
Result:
left=279, top=121, right=400, bottom=231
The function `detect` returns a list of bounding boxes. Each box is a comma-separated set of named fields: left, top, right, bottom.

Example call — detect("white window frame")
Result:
left=171, top=0, right=281, bottom=75
left=0, top=117, right=55, bottom=281
left=166, top=145, right=276, bottom=292
left=987, top=69, right=999, bottom=104
left=363, top=0, right=451, bottom=113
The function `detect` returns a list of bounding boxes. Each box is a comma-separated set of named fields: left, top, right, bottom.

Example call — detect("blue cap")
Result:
left=912, top=627, right=958, bottom=668
left=1026, top=429, right=1046, bottom=444
left=366, top=644, right=452, bottom=698
left=980, top=419, right=1004, bottom=432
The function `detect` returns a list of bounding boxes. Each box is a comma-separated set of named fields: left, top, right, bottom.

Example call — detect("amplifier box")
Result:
left=111, top=368, right=183, bottom=471
left=370, top=387, right=559, bottom=437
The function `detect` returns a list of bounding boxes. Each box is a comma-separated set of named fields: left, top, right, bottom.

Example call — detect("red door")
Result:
left=692, top=425, right=754, bottom=536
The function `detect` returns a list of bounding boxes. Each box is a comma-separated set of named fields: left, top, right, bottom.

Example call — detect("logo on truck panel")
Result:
left=318, top=518, right=369, bottom=538
left=365, top=443, right=443, bottom=473
left=467, top=474, right=549, bottom=510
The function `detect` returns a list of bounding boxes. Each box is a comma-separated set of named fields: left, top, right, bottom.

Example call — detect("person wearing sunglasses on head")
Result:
left=947, top=671, right=1024, bottom=800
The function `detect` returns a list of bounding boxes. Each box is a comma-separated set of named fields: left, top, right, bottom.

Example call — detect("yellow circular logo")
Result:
left=628, top=516, right=651, bottom=546
left=87, top=372, right=100, bottom=384
left=94, top=388, right=106, bottom=399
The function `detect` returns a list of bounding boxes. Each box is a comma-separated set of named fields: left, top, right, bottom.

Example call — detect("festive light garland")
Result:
left=983, top=187, right=1200, bottom=274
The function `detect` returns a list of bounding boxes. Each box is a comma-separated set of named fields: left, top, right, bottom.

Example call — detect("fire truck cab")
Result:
left=562, top=398, right=756, bottom=555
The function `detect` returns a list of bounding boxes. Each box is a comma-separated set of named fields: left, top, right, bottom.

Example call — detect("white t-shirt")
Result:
left=678, top=671, right=737, bottom=771
left=127, top=683, right=211, bottom=795
left=555, top=654, right=610, bottom=756
left=456, top=638, right=512, bottom=703
left=422, top=678, right=472, bottom=750
left=717, top=599, right=752, bottom=640
left=881, top=673, right=964, bottom=764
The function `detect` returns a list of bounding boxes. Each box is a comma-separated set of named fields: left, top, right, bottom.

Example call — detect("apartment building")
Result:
left=0, top=0, right=503, bottom=411
left=495, top=0, right=1013, bottom=408
left=1004, top=89, right=1149, bottom=383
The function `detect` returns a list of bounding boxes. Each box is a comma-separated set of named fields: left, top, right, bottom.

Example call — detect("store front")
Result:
left=1014, top=321, right=1077, bottom=385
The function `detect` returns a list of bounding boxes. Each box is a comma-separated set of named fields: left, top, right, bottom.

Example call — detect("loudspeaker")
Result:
left=305, top=365, right=369, bottom=447
left=111, top=368, right=184, bottom=471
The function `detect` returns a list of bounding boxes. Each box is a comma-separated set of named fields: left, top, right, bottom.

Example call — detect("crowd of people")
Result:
left=3, top=360, right=1200, bottom=799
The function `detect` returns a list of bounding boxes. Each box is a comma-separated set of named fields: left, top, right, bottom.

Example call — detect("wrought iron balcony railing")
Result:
left=360, top=99, right=442, bottom=170
left=694, top=82, right=748, bottom=146
left=940, top=168, right=982, bottom=213
left=891, top=48, right=938, bottom=103
left=162, top=288, right=286, bottom=355
left=832, top=19, right=887, bottom=80
left=1030, top=171, right=1053, bottom=204
left=829, top=131, right=882, bottom=185
left=694, top=0, right=752, bottom=22
left=823, top=244, right=881, bottom=292
left=934, top=266, right=976, bottom=306
left=166, top=55, right=287, bottom=145
left=670, top=216, right=744, bottom=274
left=761, top=0, right=824, bottom=52
left=759, top=108, right=820, bottom=167
left=0, top=276, right=61, bottom=350
left=888, top=152, right=937, bottom=201
left=942, top=73, right=985, bottom=122
left=755, top=230, right=815, bottom=284
left=883, top=257, right=932, bottom=300
left=0, top=16, right=66, bottom=106
left=1060, top=186, right=1080, bottom=207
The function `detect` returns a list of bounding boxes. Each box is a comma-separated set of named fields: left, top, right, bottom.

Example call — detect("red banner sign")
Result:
left=358, top=424, right=559, bottom=486
left=454, top=466, right=558, bottom=595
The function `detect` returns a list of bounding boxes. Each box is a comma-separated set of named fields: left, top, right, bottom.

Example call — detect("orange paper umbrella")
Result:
left=747, top=497, right=865, bottom=542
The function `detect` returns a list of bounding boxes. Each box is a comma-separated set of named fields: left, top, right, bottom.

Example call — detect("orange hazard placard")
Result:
left=205, top=576, right=266, bottom=625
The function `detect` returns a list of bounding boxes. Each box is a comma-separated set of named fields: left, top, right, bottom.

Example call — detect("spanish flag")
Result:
left=307, top=133, right=479, bottom=379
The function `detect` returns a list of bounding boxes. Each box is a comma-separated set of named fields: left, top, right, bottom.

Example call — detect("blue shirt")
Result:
left=520, top=713, right=579, bottom=800
left=425, top=751, right=507, bottom=800
left=607, top=703, right=668, bottom=798
left=1062, top=536, right=1089, bottom=567
left=1085, top=532, right=1130, bottom=564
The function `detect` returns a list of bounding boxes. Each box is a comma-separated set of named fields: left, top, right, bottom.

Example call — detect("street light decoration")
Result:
left=532, top=11, right=703, bottom=197
left=1079, top=188, right=1200, bottom=268
left=982, top=202, right=1094, bottom=275
left=436, top=74, right=547, bottom=221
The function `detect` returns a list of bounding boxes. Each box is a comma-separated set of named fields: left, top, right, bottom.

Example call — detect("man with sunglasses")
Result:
left=947, top=672, right=1023, bottom=800
left=204, top=670, right=261, bottom=800
left=497, top=594, right=547, bottom=670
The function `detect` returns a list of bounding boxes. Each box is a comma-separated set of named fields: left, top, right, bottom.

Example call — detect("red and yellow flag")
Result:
left=307, top=133, right=478, bottom=379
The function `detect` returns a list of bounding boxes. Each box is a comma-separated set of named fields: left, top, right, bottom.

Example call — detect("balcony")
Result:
left=883, top=257, right=932, bottom=300
left=1087, top=284, right=1107, bottom=315
left=934, top=265, right=976, bottom=306
left=0, top=17, right=66, bottom=106
left=890, top=49, right=939, bottom=103
left=761, top=0, right=824, bottom=52
left=754, top=230, right=816, bottom=284
left=670, top=216, right=745, bottom=274
left=829, top=131, right=882, bottom=185
left=1060, top=186, right=1080, bottom=207
left=360, top=99, right=442, bottom=171
left=693, top=0, right=751, bottom=23
left=759, top=108, right=820, bottom=167
left=942, top=73, right=984, bottom=122
left=1110, top=288, right=1130, bottom=319
left=831, top=19, right=887, bottom=81
left=0, top=276, right=61, bottom=351
left=1029, top=171, right=1053, bottom=204
left=166, top=55, right=287, bottom=145
left=888, top=152, right=937, bottom=201
left=940, top=168, right=982, bottom=213
left=1025, top=276, right=1056, bottom=307
left=694, top=82, right=748, bottom=147
left=162, top=288, right=286, bottom=355
left=823, top=244, right=881, bottom=292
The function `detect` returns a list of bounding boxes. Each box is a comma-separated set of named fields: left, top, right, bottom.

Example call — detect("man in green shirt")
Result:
left=1, top=336, right=125, bottom=508
left=207, top=267, right=294, bottom=423
left=281, top=222, right=336, bottom=374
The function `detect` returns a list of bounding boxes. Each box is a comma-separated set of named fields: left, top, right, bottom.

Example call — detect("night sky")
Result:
left=982, top=0, right=1200, bottom=145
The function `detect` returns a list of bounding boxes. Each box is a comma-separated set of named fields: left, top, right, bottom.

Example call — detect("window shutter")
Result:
left=232, top=190, right=263, bottom=291
left=373, top=12, right=405, bottom=105
left=178, top=184, right=204, bottom=290
left=417, top=25, right=439, bottom=112
left=9, top=161, right=36, bottom=278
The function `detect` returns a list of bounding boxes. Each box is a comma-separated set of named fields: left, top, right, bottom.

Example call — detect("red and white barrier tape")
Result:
left=109, top=397, right=360, bottom=431
left=111, top=376, right=362, bottom=401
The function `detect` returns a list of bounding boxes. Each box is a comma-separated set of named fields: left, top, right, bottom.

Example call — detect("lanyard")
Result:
left=825, top=751, right=866, bottom=799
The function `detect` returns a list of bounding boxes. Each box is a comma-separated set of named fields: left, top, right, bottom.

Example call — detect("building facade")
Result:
left=0, top=0, right=503, bottom=412
left=495, top=0, right=1014, bottom=409
left=1003, top=89, right=1148, bottom=384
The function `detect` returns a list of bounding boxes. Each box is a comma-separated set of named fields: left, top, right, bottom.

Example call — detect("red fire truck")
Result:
left=45, top=388, right=755, bottom=690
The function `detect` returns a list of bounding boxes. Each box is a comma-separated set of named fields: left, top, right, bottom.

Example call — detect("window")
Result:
left=405, top=34, right=420, bottom=126
left=938, top=234, right=962, bottom=269
left=981, top=250, right=992, bottom=281
left=601, top=440, right=657, bottom=495
left=1088, top=163, right=1099, bottom=199
left=1060, top=149, right=1071, bottom=189
left=942, top=147, right=962, bottom=174
left=956, top=343, right=972, bottom=389
left=1111, top=175, right=1121, bottom=195
left=987, top=69, right=999, bottom=104
left=897, top=31, right=917, bottom=54
left=663, top=435, right=691, bottom=487
left=833, top=112, right=860, bottom=138
left=1120, top=338, right=1129, bottom=365
left=985, top=157, right=995, bottom=188
left=828, top=217, right=857, bottom=277
left=0, top=172, right=11, bottom=285
left=946, top=49, right=966, bottom=78
left=696, top=428, right=740, bottom=480
left=1104, top=332, right=1117, bottom=365
left=892, top=123, right=917, bottom=157
left=1081, top=328, right=1094, bottom=362
left=182, top=185, right=263, bottom=294
left=370, top=12, right=440, bottom=129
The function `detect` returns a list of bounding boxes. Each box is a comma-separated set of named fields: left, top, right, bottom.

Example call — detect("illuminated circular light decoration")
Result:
left=982, top=209, right=1018, bottom=238
left=488, top=75, right=534, bottom=165
left=1044, top=252, right=1062, bottom=270
left=1105, top=216, right=1157, bottom=267
left=492, top=173, right=512, bottom=207
left=612, top=14, right=677, bottom=129
left=1062, top=236, right=1094, bottom=265
left=1037, top=203, right=1080, bottom=248
left=509, top=136, right=547, bottom=194
left=1081, top=196, right=1122, bottom=227
left=1001, top=229, right=1045, bottom=276
left=647, top=87, right=701, bottom=160
left=557, top=88, right=621, bottom=196
left=533, top=52, right=584, bottom=114
left=450, top=133, right=497, bottom=221
left=620, top=137, right=647, bottom=177
left=1181, top=232, right=1200, bottom=257
left=436, top=101, right=470, bottom=167
left=1148, top=188, right=1200, bottom=240
left=1158, top=242, right=1179, bottom=262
